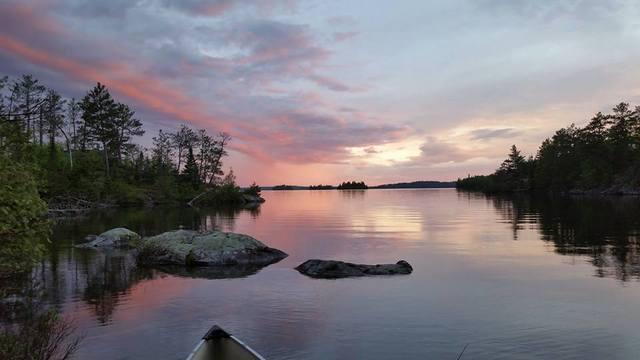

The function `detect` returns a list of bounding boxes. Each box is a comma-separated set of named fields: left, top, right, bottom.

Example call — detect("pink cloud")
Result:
left=0, top=1, right=409, bottom=181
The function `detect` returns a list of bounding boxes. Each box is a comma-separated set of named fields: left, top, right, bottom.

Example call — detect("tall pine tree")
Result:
left=79, top=83, right=118, bottom=177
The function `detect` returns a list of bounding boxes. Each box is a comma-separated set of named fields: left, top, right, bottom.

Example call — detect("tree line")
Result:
left=337, top=181, right=368, bottom=190
left=457, top=102, right=640, bottom=193
left=0, top=74, right=251, bottom=205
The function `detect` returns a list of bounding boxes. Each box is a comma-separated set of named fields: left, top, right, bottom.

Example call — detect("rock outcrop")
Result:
left=136, top=230, right=287, bottom=267
left=76, top=228, right=141, bottom=248
left=242, top=194, right=266, bottom=204
left=295, top=259, right=413, bottom=279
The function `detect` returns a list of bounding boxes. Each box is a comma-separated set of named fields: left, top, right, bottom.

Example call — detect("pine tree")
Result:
left=10, top=74, right=46, bottom=142
left=499, top=145, right=525, bottom=174
left=182, top=145, right=200, bottom=189
left=80, top=83, right=118, bottom=177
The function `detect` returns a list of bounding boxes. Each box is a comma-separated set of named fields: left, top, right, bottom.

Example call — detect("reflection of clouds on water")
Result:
left=349, top=206, right=423, bottom=241
left=33, top=189, right=640, bottom=359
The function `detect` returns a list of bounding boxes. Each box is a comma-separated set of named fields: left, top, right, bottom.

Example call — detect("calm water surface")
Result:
left=42, top=189, right=640, bottom=359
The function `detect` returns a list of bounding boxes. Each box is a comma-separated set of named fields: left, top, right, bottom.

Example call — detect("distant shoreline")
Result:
left=262, top=181, right=456, bottom=191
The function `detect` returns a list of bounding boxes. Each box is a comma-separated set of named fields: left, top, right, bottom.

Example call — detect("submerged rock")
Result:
left=242, top=194, right=266, bottom=204
left=76, top=228, right=141, bottom=248
left=136, top=230, right=287, bottom=267
left=295, top=259, right=413, bottom=279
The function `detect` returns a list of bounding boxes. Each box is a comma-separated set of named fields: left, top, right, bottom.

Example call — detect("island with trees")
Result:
left=457, top=102, right=640, bottom=195
left=337, top=181, right=368, bottom=190
left=374, top=181, right=455, bottom=189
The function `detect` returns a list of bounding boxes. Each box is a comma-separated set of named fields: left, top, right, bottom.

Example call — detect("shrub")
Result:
left=244, top=182, right=261, bottom=197
left=0, top=309, right=81, bottom=360
left=0, top=155, right=50, bottom=276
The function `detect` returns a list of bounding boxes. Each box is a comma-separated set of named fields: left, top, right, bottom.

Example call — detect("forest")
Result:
left=457, top=103, right=640, bottom=194
left=0, top=74, right=266, bottom=276
left=0, top=74, right=260, bottom=209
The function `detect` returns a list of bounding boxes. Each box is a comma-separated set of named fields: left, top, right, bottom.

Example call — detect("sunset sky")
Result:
left=2, top=0, right=640, bottom=185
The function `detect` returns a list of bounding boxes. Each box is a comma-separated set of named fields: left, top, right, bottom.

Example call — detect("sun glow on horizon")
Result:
left=347, top=138, right=423, bottom=166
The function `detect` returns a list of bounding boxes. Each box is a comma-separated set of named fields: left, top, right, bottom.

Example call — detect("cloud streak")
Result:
left=0, top=0, right=406, bottom=170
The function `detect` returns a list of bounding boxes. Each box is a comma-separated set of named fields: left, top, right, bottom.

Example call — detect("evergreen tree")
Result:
left=181, top=145, right=200, bottom=189
left=43, top=89, right=65, bottom=153
left=80, top=83, right=118, bottom=177
left=171, top=124, right=197, bottom=172
left=498, top=145, right=525, bottom=175
left=9, top=74, right=46, bottom=141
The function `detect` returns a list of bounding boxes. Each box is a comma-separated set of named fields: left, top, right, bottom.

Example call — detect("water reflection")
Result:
left=476, top=192, right=640, bottom=282
left=36, top=249, right=154, bottom=324
left=7, top=190, right=640, bottom=359
left=30, top=206, right=264, bottom=326
left=52, top=206, right=259, bottom=245
left=155, top=264, right=277, bottom=279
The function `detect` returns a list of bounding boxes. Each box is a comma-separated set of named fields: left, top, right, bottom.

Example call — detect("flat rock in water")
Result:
left=295, top=259, right=413, bottom=279
left=136, top=230, right=287, bottom=267
left=76, top=228, right=141, bottom=248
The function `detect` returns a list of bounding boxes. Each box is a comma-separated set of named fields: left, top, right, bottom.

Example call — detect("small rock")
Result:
left=295, top=259, right=413, bottom=279
left=76, top=228, right=141, bottom=249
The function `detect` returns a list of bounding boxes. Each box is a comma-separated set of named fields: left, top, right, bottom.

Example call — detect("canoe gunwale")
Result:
left=185, top=339, right=206, bottom=360
left=229, top=335, right=267, bottom=360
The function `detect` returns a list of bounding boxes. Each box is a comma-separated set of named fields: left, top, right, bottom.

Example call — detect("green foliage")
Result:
left=459, top=102, right=640, bottom=193
left=244, top=182, right=262, bottom=196
left=0, top=154, right=50, bottom=275
left=151, top=173, right=180, bottom=204
left=106, top=179, right=148, bottom=206
left=0, top=74, right=242, bottom=207
left=180, top=146, right=200, bottom=190
left=67, top=150, right=107, bottom=200
left=0, top=308, right=81, bottom=360
left=198, top=183, right=245, bottom=205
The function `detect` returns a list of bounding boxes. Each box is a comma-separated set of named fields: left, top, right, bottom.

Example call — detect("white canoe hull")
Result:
left=186, top=325, right=266, bottom=360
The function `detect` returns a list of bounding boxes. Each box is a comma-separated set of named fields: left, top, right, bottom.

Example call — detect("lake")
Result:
left=40, top=189, right=640, bottom=359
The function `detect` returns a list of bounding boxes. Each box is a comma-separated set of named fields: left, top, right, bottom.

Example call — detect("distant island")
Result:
left=374, top=181, right=455, bottom=189
left=457, top=102, right=640, bottom=195
left=268, top=185, right=308, bottom=190
left=337, top=181, right=368, bottom=190
left=264, top=180, right=455, bottom=190
left=309, top=184, right=334, bottom=190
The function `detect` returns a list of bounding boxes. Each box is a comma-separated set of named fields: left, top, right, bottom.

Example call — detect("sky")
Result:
left=2, top=0, right=640, bottom=186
